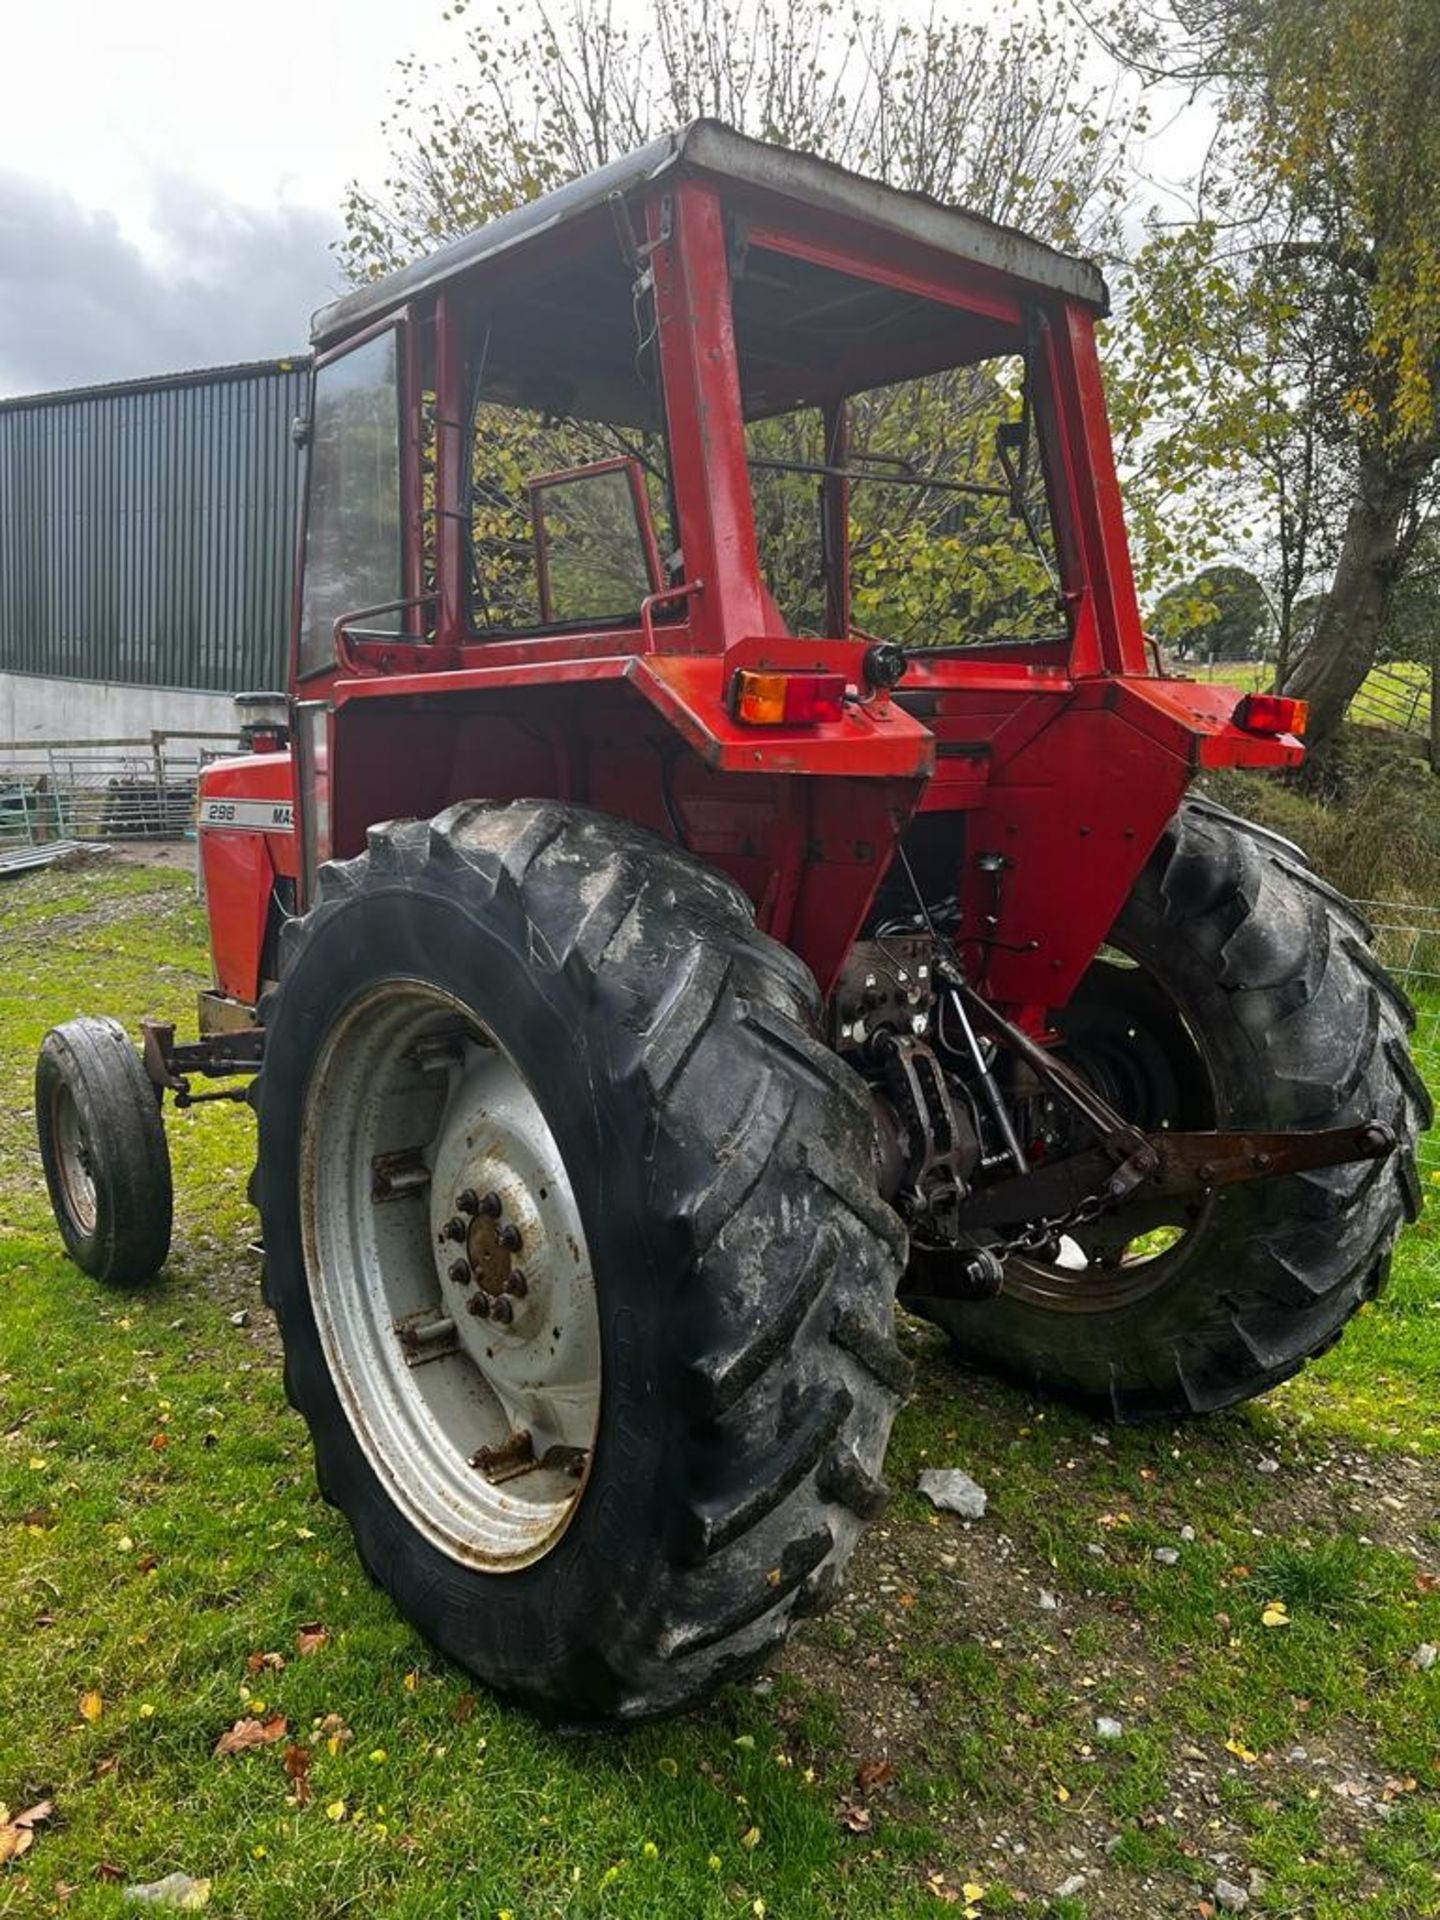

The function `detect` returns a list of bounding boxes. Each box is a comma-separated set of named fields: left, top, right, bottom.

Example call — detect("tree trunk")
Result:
left=1283, top=449, right=1416, bottom=744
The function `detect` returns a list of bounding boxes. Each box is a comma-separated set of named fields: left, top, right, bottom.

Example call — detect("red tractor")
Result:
left=35, top=123, right=1427, bottom=1724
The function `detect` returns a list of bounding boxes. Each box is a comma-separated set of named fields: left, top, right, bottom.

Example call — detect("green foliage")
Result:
left=1152, top=563, right=1271, bottom=661
left=1378, top=521, right=1440, bottom=665
left=1200, top=730, right=1440, bottom=911
left=340, top=0, right=1138, bottom=282
left=1100, top=0, right=1440, bottom=737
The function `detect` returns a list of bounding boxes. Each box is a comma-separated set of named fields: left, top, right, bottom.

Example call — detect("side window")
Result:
left=469, top=397, right=669, bottom=636
left=297, top=331, right=402, bottom=679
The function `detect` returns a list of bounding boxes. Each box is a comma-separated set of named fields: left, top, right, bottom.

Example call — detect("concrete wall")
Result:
left=0, top=671, right=241, bottom=745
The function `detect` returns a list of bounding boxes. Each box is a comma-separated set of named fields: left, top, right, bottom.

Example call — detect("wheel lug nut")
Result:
left=456, top=1189, right=479, bottom=1216
left=442, top=1217, right=467, bottom=1243
left=490, top=1295, right=514, bottom=1325
left=447, top=1260, right=471, bottom=1287
left=479, top=1190, right=503, bottom=1218
left=505, top=1268, right=528, bottom=1299
left=499, top=1222, right=522, bottom=1252
left=467, top=1291, right=492, bottom=1318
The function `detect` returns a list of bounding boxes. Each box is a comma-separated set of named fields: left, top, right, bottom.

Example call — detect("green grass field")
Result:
left=1, top=865, right=1437, bottom=1919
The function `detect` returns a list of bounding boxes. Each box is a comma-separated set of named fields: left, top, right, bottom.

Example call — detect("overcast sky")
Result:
left=0, top=1, right=1205, bottom=402
left=0, top=0, right=459, bottom=397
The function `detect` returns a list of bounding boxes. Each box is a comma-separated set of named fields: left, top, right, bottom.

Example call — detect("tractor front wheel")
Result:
left=35, top=1016, right=173, bottom=1284
left=253, top=801, right=909, bottom=1723
left=907, top=797, right=1429, bottom=1419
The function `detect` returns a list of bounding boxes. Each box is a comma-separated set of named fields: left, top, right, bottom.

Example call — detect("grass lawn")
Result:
left=1, top=863, right=1437, bottom=1919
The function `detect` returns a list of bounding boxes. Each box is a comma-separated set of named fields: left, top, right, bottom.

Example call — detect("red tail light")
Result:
left=732, top=669, right=847, bottom=726
left=1235, top=692, right=1308, bottom=738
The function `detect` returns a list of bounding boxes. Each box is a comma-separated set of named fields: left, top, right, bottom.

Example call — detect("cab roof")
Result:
left=313, top=119, right=1109, bottom=352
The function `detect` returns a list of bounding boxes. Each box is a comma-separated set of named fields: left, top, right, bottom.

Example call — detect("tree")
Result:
left=1092, top=0, right=1440, bottom=747
left=1152, top=563, right=1271, bottom=661
left=342, top=0, right=1137, bottom=280
left=1377, top=520, right=1440, bottom=665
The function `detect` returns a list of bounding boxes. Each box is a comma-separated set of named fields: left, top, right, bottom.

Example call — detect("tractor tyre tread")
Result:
left=253, top=799, right=907, bottom=1722
left=910, top=797, right=1427, bottom=1421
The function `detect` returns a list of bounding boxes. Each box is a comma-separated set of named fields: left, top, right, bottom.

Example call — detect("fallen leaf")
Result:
left=325, top=1799, right=347, bottom=1823
left=740, top=1823, right=761, bottom=1848
left=839, top=1802, right=871, bottom=1833
left=282, top=1743, right=312, bottom=1806
left=214, top=1714, right=288, bottom=1758
left=320, top=1712, right=352, bottom=1755
left=245, top=1652, right=286, bottom=1675
left=1261, top=1601, right=1291, bottom=1628
left=296, top=1625, right=330, bottom=1658
left=1055, top=1783, right=1071, bottom=1803
left=1224, top=1737, right=1258, bottom=1764
left=1415, top=1570, right=1438, bottom=1593
left=79, top=1690, right=104, bottom=1724
left=0, top=1829, right=33, bottom=1868
left=454, top=1693, right=476, bottom=1723
left=119, top=1869, right=211, bottom=1908
left=402, top=1669, right=419, bottom=1692
left=856, top=1758, right=896, bottom=1793
left=149, top=1433, right=168, bottom=1451
left=95, top=1861, right=126, bottom=1883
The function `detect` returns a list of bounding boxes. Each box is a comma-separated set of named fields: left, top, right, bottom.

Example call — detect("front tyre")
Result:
left=907, top=797, right=1430, bottom=1420
left=254, top=802, right=909, bottom=1723
left=35, top=1016, right=173, bottom=1283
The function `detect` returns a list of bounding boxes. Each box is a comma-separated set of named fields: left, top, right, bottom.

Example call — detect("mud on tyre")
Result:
left=907, top=797, right=1430, bottom=1420
left=253, top=800, right=910, bottom=1723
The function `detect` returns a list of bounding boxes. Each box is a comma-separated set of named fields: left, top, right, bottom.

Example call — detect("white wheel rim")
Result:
left=300, top=981, right=602, bottom=1571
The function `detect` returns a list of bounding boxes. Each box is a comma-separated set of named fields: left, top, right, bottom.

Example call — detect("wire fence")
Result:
left=0, top=733, right=237, bottom=846
left=1356, top=899, right=1440, bottom=1176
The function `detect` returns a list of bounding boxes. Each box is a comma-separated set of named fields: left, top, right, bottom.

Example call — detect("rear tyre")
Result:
left=35, top=1016, right=173, bottom=1283
left=905, top=797, right=1429, bottom=1419
left=254, top=801, right=909, bottom=1723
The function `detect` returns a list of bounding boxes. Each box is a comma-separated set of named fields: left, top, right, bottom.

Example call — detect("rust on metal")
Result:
left=371, top=1149, right=431, bottom=1202
left=466, top=1211, right=515, bottom=1295
left=471, top=1429, right=535, bottom=1482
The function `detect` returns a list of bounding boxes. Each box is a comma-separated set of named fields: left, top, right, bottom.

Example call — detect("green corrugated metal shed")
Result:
left=0, top=356, right=310, bottom=692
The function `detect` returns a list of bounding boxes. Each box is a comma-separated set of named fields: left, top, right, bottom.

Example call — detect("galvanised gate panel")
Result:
left=0, top=357, right=310, bottom=692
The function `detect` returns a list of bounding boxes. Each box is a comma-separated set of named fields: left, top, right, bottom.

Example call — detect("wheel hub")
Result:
left=426, top=1046, right=594, bottom=1418
left=301, top=983, right=602, bottom=1571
